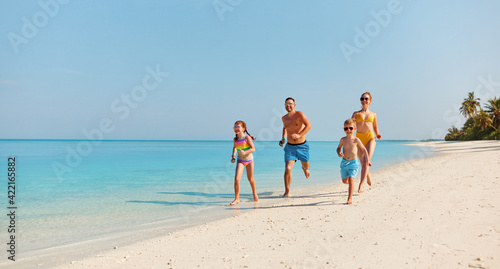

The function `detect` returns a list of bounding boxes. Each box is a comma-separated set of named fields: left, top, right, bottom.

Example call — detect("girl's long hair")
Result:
left=234, top=120, right=256, bottom=142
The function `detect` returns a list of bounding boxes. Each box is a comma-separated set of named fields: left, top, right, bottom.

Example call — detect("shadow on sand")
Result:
left=127, top=191, right=276, bottom=206
left=126, top=191, right=350, bottom=208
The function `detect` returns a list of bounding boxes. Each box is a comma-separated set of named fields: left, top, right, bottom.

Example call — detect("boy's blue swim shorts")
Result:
left=340, top=158, right=359, bottom=179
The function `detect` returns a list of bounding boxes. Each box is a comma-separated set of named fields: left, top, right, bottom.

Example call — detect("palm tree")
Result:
left=459, top=92, right=481, bottom=119
left=485, top=97, right=500, bottom=129
left=476, top=109, right=493, bottom=130
left=445, top=125, right=461, bottom=141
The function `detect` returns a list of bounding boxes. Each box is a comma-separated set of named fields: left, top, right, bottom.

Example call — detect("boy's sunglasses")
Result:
left=344, top=127, right=354, bottom=131
left=360, top=97, right=369, bottom=101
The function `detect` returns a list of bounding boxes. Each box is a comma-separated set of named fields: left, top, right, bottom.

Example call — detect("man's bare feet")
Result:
left=230, top=199, right=240, bottom=205
left=302, top=167, right=310, bottom=179
left=253, top=196, right=259, bottom=202
left=347, top=199, right=352, bottom=205
left=367, top=174, right=372, bottom=186
left=282, top=192, right=290, bottom=198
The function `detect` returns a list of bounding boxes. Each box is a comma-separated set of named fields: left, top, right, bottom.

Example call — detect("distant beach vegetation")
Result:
left=445, top=92, right=500, bottom=141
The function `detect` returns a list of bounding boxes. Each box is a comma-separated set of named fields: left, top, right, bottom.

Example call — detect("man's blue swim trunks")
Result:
left=340, top=158, right=359, bottom=179
left=284, top=141, right=310, bottom=162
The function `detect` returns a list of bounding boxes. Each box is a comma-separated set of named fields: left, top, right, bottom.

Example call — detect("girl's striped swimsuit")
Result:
left=235, top=136, right=253, bottom=166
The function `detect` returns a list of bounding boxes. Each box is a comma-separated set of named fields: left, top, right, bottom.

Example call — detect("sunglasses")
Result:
left=360, top=97, right=370, bottom=101
left=344, top=127, right=354, bottom=131
left=233, top=126, right=241, bottom=129
left=284, top=102, right=294, bottom=106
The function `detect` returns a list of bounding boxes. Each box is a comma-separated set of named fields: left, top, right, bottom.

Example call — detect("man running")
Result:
left=279, top=97, right=312, bottom=197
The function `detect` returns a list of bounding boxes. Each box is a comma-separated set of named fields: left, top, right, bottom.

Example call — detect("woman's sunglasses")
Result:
left=360, top=97, right=370, bottom=101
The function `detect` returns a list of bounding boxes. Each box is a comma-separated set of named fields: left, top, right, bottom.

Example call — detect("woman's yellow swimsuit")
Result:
left=355, top=112, right=375, bottom=146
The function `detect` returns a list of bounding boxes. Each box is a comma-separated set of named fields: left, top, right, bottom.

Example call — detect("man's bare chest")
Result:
left=284, top=117, right=302, bottom=128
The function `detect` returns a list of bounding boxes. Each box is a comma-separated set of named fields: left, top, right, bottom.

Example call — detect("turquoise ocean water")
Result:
left=0, top=139, right=436, bottom=262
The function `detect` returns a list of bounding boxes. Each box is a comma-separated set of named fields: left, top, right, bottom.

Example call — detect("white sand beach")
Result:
left=44, top=141, right=500, bottom=268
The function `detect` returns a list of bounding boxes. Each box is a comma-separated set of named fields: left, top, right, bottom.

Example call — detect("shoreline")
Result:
left=4, top=141, right=500, bottom=268
left=1, top=178, right=341, bottom=268
left=1, top=141, right=427, bottom=267
left=3, top=182, right=345, bottom=268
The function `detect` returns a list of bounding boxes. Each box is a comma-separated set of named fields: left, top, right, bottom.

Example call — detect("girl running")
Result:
left=230, top=121, right=259, bottom=205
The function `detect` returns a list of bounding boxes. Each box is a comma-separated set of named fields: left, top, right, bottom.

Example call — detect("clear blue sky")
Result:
left=1, top=0, right=500, bottom=141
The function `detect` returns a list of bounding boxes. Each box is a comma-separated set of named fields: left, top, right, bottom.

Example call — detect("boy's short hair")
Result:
left=344, top=118, right=356, bottom=125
